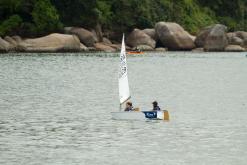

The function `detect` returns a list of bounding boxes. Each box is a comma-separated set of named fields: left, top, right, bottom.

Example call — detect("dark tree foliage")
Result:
left=0, top=0, right=246, bottom=37
left=31, top=0, right=62, bottom=35
left=198, top=0, right=247, bottom=31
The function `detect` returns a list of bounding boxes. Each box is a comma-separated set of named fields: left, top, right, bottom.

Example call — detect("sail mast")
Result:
left=118, top=34, right=131, bottom=110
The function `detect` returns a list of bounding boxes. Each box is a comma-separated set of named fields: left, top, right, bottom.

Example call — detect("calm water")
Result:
left=0, top=52, right=247, bottom=165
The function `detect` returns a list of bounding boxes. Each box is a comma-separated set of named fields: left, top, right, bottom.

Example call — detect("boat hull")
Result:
left=127, top=51, right=144, bottom=55
left=111, top=110, right=169, bottom=121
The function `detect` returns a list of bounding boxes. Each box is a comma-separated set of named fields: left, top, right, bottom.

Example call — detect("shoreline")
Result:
left=1, top=22, right=247, bottom=53
left=1, top=50, right=246, bottom=55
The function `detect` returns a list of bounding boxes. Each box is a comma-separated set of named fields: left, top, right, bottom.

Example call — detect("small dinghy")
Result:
left=111, top=34, right=169, bottom=121
left=127, top=51, right=144, bottom=55
left=112, top=110, right=169, bottom=120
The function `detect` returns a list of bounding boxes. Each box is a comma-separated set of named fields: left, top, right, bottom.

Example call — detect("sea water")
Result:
left=0, top=52, right=247, bottom=165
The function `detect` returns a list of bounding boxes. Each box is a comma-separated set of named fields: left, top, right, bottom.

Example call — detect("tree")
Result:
left=0, top=14, right=22, bottom=36
left=0, top=0, right=246, bottom=37
left=31, top=0, right=62, bottom=35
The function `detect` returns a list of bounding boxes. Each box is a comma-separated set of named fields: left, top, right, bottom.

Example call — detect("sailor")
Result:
left=152, top=101, right=161, bottom=111
left=124, top=101, right=133, bottom=111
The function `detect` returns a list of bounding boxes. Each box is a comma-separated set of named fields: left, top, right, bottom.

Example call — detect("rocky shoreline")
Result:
left=1, top=22, right=247, bottom=53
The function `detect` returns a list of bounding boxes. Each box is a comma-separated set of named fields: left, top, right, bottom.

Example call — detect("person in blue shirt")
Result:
left=124, top=101, right=133, bottom=111
left=152, top=101, right=161, bottom=111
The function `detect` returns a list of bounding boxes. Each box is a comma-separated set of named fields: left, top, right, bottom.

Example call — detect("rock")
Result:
left=102, top=37, right=112, bottom=45
left=142, top=28, right=157, bottom=40
left=229, top=37, right=244, bottom=45
left=109, top=44, right=131, bottom=51
left=64, top=27, right=97, bottom=47
left=204, top=24, right=228, bottom=51
left=230, top=37, right=243, bottom=46
left=91, top=29, right=99, bottom=42
left=80, top=43, right=88, bottom=51
left=12, top=35, right=22, bottom=43
left=225, top=45, right=245, bottom=52
left=87, top=47, right=96, bottom=51
left=192, top=48, right=204, bottom=52
left=155, top=22, right=195, bottom=50
left=126, top=29, right=156, bottom=48
left=196, top=24, right=229, bottom=51
left=134, top=45, right=154, bottom=51
left=94, top=43, right=116, bottom=52
left=0, top=37, right=11, bottom=52
left=227, top=33, right=243, bottom=45
left=111, top=40, right=120, bottom=44
left=189, top=34, right=196, bottom=42
left=195, top=25, right=213, bottom=47
left=155, top=47, right=168, bottom=51
left=4, top=36, right=18, bottom=51
left=18, top=33, right=81, bottom=52
left=4, top=36, right=17, bottom=47
left=244, top=41, right=247, bottom=48
left=125, top=45, right=131, bottom=50
left=235, top=31, right=247, bottom=48
left=235, top=31, right=247, bottom=40
left=109, top=44, right=121, bottom=51
left=105, top=31, right=122, bottom=42
left=227, top=32, right=236, bottom=39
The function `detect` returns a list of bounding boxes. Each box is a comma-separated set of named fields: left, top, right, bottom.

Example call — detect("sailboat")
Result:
left=111, top=35, right=169, bottom=120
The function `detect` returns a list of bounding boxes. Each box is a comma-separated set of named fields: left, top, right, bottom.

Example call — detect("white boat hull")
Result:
left=111, top=110, right=169, bottom=121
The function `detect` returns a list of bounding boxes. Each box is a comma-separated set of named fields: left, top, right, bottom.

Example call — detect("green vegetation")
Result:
left=0, top=0, right=246, bottom=37
left=31, top=0, right=62, bottom=35
left=0, top=15, right=22, bottom=36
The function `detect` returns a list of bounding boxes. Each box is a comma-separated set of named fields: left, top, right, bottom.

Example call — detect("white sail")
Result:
left=119, top=35, right=130, bottom=104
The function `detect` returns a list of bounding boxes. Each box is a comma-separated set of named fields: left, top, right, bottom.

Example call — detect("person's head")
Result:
left=152, top=101, right=158, bottom=107
left=126, top=101, right=132, bottom=107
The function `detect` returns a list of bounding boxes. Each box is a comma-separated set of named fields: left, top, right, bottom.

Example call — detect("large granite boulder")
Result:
left=155, top=47, right=168, bottom=51
left=227, top=33, right=243, bottom=46
left=155, top=22, right=195, bottom=50
left=102, top=37, right=112, bottom=45
left=126, top=29, right=156, bottom=48
left=227, top=32, right=236, bottom=39
left=4, top=36, right=17, bottom=46
left=225, top=45, right=245, bottom=52
left=94, top=43, right=116, bottom=52
left=0, top=37, right=11, bottom=52
left=80, top=43, right=88, bottom=51
left=134, top=45, right=154, bottom=51
left=235, top=31, right=247, bottom=48
left=18, top=33, right=81, bottom=52
left=195, top=25, right=213, bottom=47
left=192, top=48, right=204, bottom=52
left=91, top=29, right=99, bottom=42
left=12, top=35, right=22, bottom=43
left=204, top=24, right=228, bottom=51
left=244, top=41, right=247, bottom=48
left=4, top=36, right=18, bottom=50
left=64, top=27, right=97, bottom=47
left=109, top=43, right=131, bottom=51
left=235, top=31, right=247, bottom=40
left=142, top=28, right=157, bottom=40
left=109, top=44, right=121, bottom=51
left=188, top=34, right=196, bottom=42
